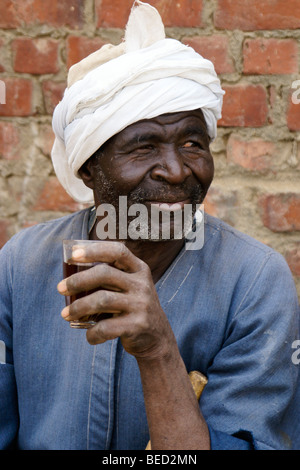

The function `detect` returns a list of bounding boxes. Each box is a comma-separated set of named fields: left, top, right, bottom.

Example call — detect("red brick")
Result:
left=42, top=80, right=66, bottom=115
left=259, top=194, right=300, bottom=232
left=96, top=0, right=203, bottom=28
left=67, top=36, right=107, bottom=69
left=0, top=0, right=20, bottom=28
left=227, top=135, right=275, bottom=172
left=218, top=85, right=268, bottom=128
left=215, top=0, right=300, bottom=31
left=204, top=186, right=238, bottom=227
left=287, top=92, right=300, bottom=131
left=285, top=244, right=300, bottom=277
left=12, top=38, right=59, bottom=75
left=34, top=176, right=81, bottom=212
left=0, top=78, right=33, bottom=117
left=0, top=121, right=20, bottom=160
left=182, top=35, right=235, bottom=74
left=243, top=38, right=298, bottom=75
left=0, top=0, right=83, bottom=29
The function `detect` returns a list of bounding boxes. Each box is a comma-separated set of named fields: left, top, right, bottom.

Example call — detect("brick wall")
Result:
left=0, top=0, right=299, bottom=297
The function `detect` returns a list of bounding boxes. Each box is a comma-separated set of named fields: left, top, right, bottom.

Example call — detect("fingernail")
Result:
left=61, top=306, right=70, bottom=319
left=72, top=248, right=85, bottom=259
left=57, top=280, right=67, bottom=294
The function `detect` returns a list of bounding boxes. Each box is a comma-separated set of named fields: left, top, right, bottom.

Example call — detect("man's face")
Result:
left=82, top=109, right=214, bottom=240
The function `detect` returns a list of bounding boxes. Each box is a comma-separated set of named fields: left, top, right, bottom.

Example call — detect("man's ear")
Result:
left=78, top=158, right=96, bottom=190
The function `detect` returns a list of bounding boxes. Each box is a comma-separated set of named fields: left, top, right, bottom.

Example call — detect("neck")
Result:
left=89, top=223, right=184, bottom=283
left=125, top=238, right=185, bottom=283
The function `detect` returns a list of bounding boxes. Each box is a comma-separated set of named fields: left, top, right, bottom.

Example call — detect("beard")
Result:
left=93, top=167, right=204, bottom=242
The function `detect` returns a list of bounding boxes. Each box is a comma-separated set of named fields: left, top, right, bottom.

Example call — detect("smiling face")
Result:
left=79, top=109, right=214, bottom=240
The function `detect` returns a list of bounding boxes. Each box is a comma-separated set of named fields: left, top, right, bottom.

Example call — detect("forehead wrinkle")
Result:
left=182, top=125, right=207, bottom=138
left=147, top=112, right=209, bottom=141
left=122, top=120, right=208, bottom=147
left=123, top=131, right=161, bottom=148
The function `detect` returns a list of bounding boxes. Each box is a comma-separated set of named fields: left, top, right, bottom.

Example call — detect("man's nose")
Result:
left=151, top=145, right=191, bottom=184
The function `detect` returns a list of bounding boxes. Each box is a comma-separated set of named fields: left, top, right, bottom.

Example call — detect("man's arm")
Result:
left=58, top=241, right=210, bottom=450
left=136, top=348, right=210, bottom=449
left=58, top=240, right=300, bottom=450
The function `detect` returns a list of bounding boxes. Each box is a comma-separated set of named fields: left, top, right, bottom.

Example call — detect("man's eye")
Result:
left=140, top=145, right=154, bottom=150
left=182, top=141, right=202, bottom=149
left=133, top=145, right=155, bottom=154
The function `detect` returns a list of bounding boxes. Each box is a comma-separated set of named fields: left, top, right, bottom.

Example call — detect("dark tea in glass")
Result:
left=62, top=240, right=103, bottom=329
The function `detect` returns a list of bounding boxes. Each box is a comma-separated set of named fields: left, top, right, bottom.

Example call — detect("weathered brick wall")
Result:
left=0, top=0, right=299, bottom=296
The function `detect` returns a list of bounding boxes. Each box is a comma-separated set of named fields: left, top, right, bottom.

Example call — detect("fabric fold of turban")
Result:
left=51, top=1, right=225, bottom=204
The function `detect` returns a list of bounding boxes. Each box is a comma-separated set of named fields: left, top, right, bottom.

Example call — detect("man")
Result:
left=0, top=2, right=299, bottom=450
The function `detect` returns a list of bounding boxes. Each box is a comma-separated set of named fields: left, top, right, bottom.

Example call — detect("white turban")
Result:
left=51, top=1, right=224, bottom=204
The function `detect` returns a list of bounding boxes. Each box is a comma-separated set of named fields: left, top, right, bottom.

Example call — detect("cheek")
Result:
left=191, top=156, right=214, bottom=189
left=110, top=163, right=149, bottom=193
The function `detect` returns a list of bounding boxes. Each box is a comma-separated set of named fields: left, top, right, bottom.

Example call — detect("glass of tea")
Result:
left=62, top=239, right=104, bottom=329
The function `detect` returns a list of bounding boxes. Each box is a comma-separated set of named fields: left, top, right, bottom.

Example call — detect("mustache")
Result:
left=128, top=182, right=204, bottom=204
left=94, top=167, right=204, bottom=208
